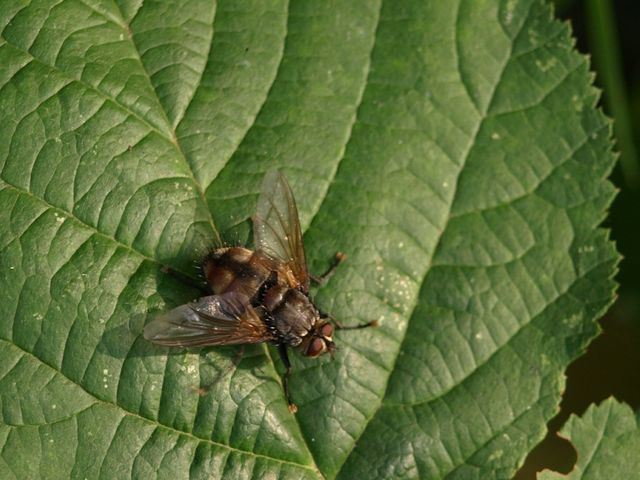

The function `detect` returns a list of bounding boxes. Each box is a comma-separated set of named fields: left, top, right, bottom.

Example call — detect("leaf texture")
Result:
left=0, top=0, right=618, bottom=479
left=539, top=399, right=640, bottom=479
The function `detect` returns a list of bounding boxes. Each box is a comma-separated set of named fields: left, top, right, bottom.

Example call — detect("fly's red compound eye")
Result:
left=306, top=338, right=325, bottom=357
left=320, top=323, right=333, bottom=338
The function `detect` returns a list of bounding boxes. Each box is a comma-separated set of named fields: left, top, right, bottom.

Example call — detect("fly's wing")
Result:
left=253, top=170, right=309, bottom=291
left=143, top=292, right=272, bottom=347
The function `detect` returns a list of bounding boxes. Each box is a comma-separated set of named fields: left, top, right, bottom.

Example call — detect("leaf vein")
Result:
left=0, top=181, right=193, bottom=279
left=335, top=0, right=531, bottom=475
left=202, top=0, right=291, bottom=193
left=3, top=339, right=319, bottom=473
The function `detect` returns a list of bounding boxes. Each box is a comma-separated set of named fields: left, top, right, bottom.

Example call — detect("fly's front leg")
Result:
left=319, top=311, right=379, bottom=330
left=278, top=344, right=297, bottom=413
left=311, top=252, right=347, bottom=285
left=333, top=318, right=379, bottom=330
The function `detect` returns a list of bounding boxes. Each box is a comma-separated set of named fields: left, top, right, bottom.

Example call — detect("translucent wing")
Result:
left=143, top=292, right=272, bottom=347
left=253, top=170, right=309, bottom=291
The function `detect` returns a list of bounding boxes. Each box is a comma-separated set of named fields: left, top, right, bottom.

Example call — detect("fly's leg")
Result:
left=319, top=311, right=379, bottom=330
left=195, top=346, right=245, bottom=396
left=311, top=252, right=347, bottom=285
left=333, top=318, right=379, bottom=330
left=161, top=265, right=210, bottom=295
left=313, top=253, right=378, bottom=328
left=278, top=344, right=297, bottom=413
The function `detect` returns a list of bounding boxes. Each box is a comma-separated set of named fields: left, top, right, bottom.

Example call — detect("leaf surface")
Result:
left=0, top=0, right=618, bottom=479
left=538, top=399, right=640, bottom=479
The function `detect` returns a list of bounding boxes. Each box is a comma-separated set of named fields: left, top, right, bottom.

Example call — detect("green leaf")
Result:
left=0, top=0, right=618, bottom=479
left=538, top=399, right=640, bottom=479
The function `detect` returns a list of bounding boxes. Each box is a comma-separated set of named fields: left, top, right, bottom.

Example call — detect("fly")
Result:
left=144, top=170, right=376, bottom=412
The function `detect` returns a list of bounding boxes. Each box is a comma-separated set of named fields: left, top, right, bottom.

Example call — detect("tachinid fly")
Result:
left=144, top=170, right=376, bottom=412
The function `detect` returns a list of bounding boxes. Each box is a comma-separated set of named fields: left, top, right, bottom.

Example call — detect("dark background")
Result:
left=516, top=0, right=640, bottom=477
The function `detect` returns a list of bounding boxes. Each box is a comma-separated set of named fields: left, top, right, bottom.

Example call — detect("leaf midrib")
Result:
left=579, top=402, right=613, bottom=478
left=245, top=3, right=383, bottom=477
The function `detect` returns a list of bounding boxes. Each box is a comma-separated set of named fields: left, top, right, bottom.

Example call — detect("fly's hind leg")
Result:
left=161, top=265, right=211, bottom=296
left=277, top=344, right=297, bottom=413
left=310, top=252, right=347, bottom=285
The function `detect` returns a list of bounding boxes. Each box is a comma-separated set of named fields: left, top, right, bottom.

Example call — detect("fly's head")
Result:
left=301, top=320, right=335, bottom=358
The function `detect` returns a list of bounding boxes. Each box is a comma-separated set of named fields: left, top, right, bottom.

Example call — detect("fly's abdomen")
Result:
left=203, top=247, right=276, bottom=299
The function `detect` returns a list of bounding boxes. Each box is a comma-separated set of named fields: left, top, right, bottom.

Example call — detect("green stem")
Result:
left=585, top=0, right=640, bottom=189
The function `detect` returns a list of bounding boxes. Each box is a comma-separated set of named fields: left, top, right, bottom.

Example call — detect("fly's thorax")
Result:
left=262, top=284, right=288, bottom=311
left=267, top=288, right=319, bottom=346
